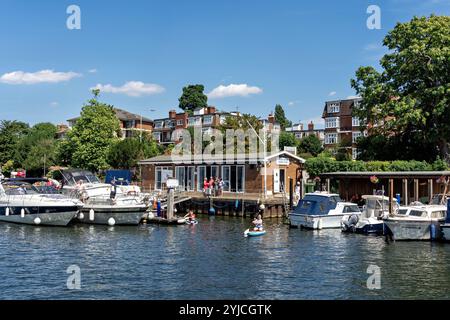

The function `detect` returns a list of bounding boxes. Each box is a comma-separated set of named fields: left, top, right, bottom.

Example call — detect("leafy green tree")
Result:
left=218, top=114, right=264, bottom=154
left=178, top=84, right=208, bottom=115
left=279, top=132, right=297, bottom=150
left=351, top=15, right=450, bottom=162
left=21, top=139, right=57, bottom=176
left=107, top=136, right=162, bottom=169
left=274, top=104, right=292, bottom=130
left=0, top=120, right=29, bottom=166
left=298, top=135, right=323, bottom=157
left=65, top=92, right=121, bottom=172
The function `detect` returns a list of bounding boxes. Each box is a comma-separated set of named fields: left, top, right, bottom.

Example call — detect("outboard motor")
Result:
left=343, top=214, right=359, bottom=233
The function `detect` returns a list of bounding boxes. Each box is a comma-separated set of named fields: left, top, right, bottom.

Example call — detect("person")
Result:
left=218, top=178, right=224, bottom=196
left=17, top=184, right=27, bottom=195
left=110, top=179, right=117, bottom=200
left=203, top=178, right=209, bottom=196
left=188, top=210, right=196, bottom=222
left=252, top=214, right=263, bottom=231
left=209, top=177, right=214, bottom=195
left=214, top=177, right=219, bottom=197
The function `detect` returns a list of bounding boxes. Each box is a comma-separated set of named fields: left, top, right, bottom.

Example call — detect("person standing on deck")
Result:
left=110, top=179, right=117, bottom=200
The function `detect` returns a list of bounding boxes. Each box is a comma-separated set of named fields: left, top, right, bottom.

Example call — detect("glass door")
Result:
left=222, top=166, right=231, bottom=192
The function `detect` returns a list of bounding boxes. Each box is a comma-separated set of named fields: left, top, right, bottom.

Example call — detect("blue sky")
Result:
left=0, top=0, right=448, bottom=127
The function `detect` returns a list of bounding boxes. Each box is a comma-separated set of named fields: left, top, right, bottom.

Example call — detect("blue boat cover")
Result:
left=293, top=194, right=341, bottom=216
left=105, top=170, right=132, bottom=185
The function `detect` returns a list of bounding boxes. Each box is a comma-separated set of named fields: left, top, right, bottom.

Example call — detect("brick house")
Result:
left=322, top=98, right=366, bottom=159
left=286, top=121, right=325, bottom=145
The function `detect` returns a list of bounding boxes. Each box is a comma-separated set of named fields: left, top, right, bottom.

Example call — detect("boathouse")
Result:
left=319, top=171, right=450, bottom=205
left=138, top=151, right=306, bottom=217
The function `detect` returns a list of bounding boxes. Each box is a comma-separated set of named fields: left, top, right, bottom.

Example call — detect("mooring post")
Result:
left=167, top=188, right=174, bottom=220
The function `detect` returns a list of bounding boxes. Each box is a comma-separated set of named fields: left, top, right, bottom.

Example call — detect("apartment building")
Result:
left=286, top=121, right=325, bottom=145
left=322, top=98, right=366, bottom=159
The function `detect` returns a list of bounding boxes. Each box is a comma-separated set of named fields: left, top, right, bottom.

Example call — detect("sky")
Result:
left=0, top=0, right=448, bottom=128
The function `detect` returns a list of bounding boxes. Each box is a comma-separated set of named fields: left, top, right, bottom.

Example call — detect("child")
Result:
left=188, top=210, right=196, bottom=222
left=252, top=214, right=263, bottom=231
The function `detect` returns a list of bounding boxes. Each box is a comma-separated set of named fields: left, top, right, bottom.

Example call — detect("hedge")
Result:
left=305, top=157, right=449, bottom=177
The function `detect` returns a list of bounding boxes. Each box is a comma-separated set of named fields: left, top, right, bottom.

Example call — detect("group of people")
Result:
left=203, top=177, right=224, bottom=197
left=350, top=194, right=365, bottom=207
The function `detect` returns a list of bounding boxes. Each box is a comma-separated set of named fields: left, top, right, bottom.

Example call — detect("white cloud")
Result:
left=91, top=81, right=165, bottom=97
left=0, top=70, right=81, bottom=85
left=288, top=100, right=301, bottom=106
left=208, top=84, right=263, bottom=99
left=50, top=102, right=59, bottom=107
left=88, top=69, right=98, bottom=73
left=329, top=91, right=337, bottom=96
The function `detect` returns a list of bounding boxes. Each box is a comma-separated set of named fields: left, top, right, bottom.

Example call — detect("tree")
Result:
left=107, top=136, right=162, bottom=169
left=298, top=135, right=323, bottom=157
left=0, top=120, right=29, bottom=166
left=351, top=15, right=450, bottom=162
left=65, top=91, right=121, bottom=172
left=279, top=132, right=297, bottom=151
left=21, top=139, right=57, bottom=176
left=274, top=104, right=292, bottom=130
left=178, top=84, right=208, bottom=115
left=218, top=114, right=264, bottom=154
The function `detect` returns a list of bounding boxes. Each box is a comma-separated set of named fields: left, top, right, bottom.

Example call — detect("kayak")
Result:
left=244, top=229, right=266, bottom=237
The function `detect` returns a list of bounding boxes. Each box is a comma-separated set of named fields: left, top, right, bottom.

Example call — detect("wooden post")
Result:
left=428, top=179, right=433, bottom=204
left=403, top=179, right=408, bottom=205
left=414, top=179, right=419, bottom=202
left=389, top=179, right=394, bottom=214
left=326, top=179, right=331, bottom=193
left=167, top=188, right=174, bottom=220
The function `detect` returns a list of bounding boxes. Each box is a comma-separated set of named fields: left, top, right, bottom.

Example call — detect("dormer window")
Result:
left=328, top=103, right=340, bottom=113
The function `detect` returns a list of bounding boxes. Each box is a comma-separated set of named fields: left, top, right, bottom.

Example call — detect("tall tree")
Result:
left=65, top=91, right=121, bottom=172
left=279, top=132, right=297, bottom=150
left=0, top=120, right=29, bottom=166
left=178, top=84, right=208, bottom=115
left=351, top=15, right=450, bottom=162
left=274, top=104, right=292, bottom=130
left=298, top=135, right=323, bottom=157
left=107, top=136, right=162, bottom=169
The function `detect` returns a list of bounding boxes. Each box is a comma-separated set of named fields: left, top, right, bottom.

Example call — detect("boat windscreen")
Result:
left=62, top=170, right=101, bottom=185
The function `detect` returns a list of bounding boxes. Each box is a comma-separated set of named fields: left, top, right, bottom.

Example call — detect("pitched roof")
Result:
left=68, top=108, right=153, bottom=123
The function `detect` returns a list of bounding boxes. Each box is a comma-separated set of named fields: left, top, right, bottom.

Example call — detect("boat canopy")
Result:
left=293, top=194, right=341, bottom=216
left=60, top=169, right=101, bottom=186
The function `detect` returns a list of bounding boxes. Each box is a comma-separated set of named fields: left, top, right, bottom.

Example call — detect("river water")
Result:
left=1, top=216, right=449, bottom=300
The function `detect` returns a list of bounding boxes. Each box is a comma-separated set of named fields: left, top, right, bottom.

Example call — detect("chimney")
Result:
left=308, top=121, right=314, bottom=131
left=268, top=113, right=275, bottom=124
left=207, top=106, right=216, bottom=114
left=169, top=110, right=177, bottom=119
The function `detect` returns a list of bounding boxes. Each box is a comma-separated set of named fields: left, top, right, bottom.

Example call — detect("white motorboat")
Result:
left=384, top=204, right=447, bottom=241
left=288, top=192, right=361, bottom=229
left=0, top=180, right=83, bottom=226
left=341, top=195, right=395, bottom=235
left=60, top=169, right=150, bottom=225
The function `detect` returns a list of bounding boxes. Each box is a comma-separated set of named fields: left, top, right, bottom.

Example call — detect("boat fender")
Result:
left=20, top=208, right=25, bottom=218
left=78, top=212, right=84, bottom=220
left=5, top=208, right=9, bottom=216
left=108, top=217, right=116, bottom=226
left=34, top=217, right=41, bottom=225
left=89, top=209, right=95, bottom=221
left=430, top=223, right=437, bottom=241
left=318, top=218, right=323, bottom=230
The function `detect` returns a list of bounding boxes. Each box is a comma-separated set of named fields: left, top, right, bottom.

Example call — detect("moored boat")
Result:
left=0, top=180, right=83, bottom=226
left=289, top=192, right=361, bottom=229
left=384, top=204, right=447, bottom=241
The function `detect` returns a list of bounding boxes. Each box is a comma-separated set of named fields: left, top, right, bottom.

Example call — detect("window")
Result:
left=352, top=132, right=362, bottom=143
left=210, top=166, right=219, bottom=179
left=398, top=209, right=408, bottom=215
left=343, top=205, right=360, bottom=213
left=325, top=133, right=338, bottom=145
left=155, top=167, right=173, bottom=190
left=352, top=117, right=361, bottom=127
left=328, top=103, right=340, bottom=113
left=188, top=117, right=201, bottom=126
left=197, top=166, right=206, bottom=191
left=431, top=211, right=445, bottom=219
left=186, top=167, right=195, bottom=191
left=203, top=115, right=213, bottom=125
left=175, top=167, right=186, bottom=191
left=409, top=210, right=426, bottom=217
left=165, top=120, right=174, bottom=128
left=177, top=119, right=184, bottom=126
left=154, top=121, right=163, bottom=129
left=325, top=117, right=339, bottom=129
left=152, top=132, right=161, bottom=142
left=236, top=165, right=245, bottom=193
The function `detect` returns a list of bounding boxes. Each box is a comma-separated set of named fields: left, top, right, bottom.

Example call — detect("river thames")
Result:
left=1, top=216, right=450, bottom=300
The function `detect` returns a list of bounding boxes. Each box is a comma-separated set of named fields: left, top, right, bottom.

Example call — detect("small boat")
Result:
left=288, top=192, right=361, bottom=229
left=244, top=229, right=266, bottom=237
left=384, top=204, right=447, bottom=241
left=341, top=195, right=395, bottom=235
left=440, top=197, right=450, bottom=241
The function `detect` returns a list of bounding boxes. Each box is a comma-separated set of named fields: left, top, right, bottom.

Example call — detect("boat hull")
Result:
left=77, top=205, right=148, bottom=225
left=442, top=225, right=450, bottom=242
left=290, top=213, right=344, bottom=229
left=385, top=220, right=441, bottom=240
left=0, top=210, right=77, bottom=226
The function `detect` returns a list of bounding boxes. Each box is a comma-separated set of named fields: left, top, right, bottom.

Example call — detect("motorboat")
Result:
left=341, top=195, right=395, bottom=235
left=59, top=169, right=150, bottom=225
left=384, top=204, right=447, bottom=240
left=441, top=200, right=450, bottom=241
left=0, top=180, right=83, bottom=226
left=288, top=192, right=361, bottom=229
